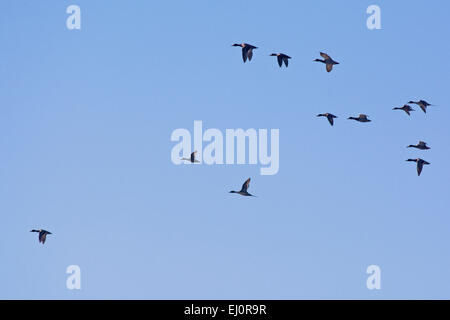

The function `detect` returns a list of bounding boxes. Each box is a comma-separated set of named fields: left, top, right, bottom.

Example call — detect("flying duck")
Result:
left=348, top=114, right=371, bottom=122
left=229, top=178, right=256, bottom=197
left=408, top=100, right=433, bottom=114
left=407, top=141, right=430, bottom=150
left=393, top=105, right=415, bottom=116
left=317, top=113, right=338, bottom=126
left=270, top=53, right=291, bottom=68
left=406, top=158, right=430, bottom=176
left=314, top=52, right=339, bottom=72
left=181, top=151, right=200, bottom=163
left=30, top=229, right=52, bottom=244
left=232, top=43, right=258, bottom=63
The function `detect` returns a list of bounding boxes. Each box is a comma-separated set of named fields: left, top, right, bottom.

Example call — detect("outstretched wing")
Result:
left=417, top=162, right=423, bottom=176
left=283, top=56, right=289, bottom=67
left=320, top=52, right=331, bottom=60
left=327, top=115, right=334, bottom=126
left=242, top=47, right=248, bottom=62
left=191, top=151, right=197, bottom=163
left=39, top=231, right=47, bottom=244
left=247, top=48, right=254, bottom=61
left=326, top=63, right=333, bottom=72
left=277, top=55, right=283, bottom=67
left=240, top=178, right=251, bottom=193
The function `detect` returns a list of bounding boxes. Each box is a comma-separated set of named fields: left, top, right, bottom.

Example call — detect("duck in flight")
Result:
left=317, top=113, right=338, bottom=126
left=314, top=52, right=339, bottom=72
left=30, top=229, right=52, bottom=244
left=348, top=114, right=371, bottom=122
left=270, top=53, right=291, bottom=68
left=229, top=178, right=256, bottom=197
left=232, top=43, right=258, bottom=63
left=406, top=158, right=430, bottom=176
left=408, top=100, right=434, bottom=114
left=393, top=105, right=415, bottom=116
left=181, top=151, right=200, bottom=163
left=407, top=141, right=430, bottom=150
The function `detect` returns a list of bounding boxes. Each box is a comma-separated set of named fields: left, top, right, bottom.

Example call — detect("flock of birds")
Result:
left=29, top=42, right=436, bottom=244
left=230, top=42, right=435, bottom=179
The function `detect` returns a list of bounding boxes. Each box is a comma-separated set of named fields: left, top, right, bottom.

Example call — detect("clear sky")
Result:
left=1, top=0, right=449, bottom=299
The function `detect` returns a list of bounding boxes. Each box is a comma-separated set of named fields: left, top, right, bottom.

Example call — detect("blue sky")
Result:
left=0, top=0, right=449, bottom=299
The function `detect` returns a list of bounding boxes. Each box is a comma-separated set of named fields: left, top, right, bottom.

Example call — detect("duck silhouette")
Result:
left=232, top=43, right=258, bottom=63
left=314, top=52, right=339, bottom=72
left=393, top=105, right=415, bottom=116
left=181, top=151, right=200, bottom=163
left=406, top=158, right=430, bottom=176
left=30, top=229, right=52, bottom=244
left=407, top=141, right=430, bottom=150
left=408, top=100, right=434, bottom=114
left=270, top=53, right=291, bottom=68
left=348, top=114, right=371, bottom=122
left=317, top=113, right=338, bottom=126
left=229, top=178, right=256, bottom=197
